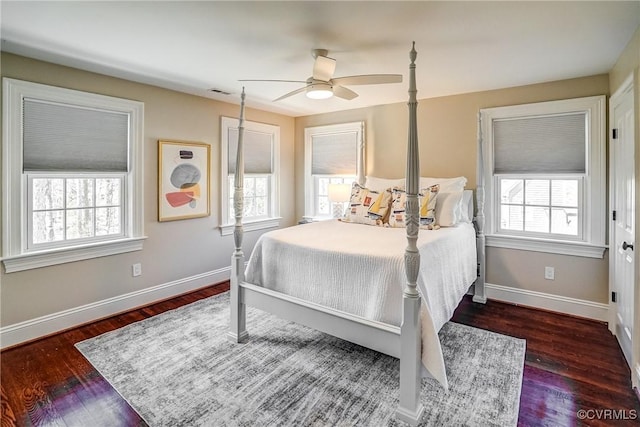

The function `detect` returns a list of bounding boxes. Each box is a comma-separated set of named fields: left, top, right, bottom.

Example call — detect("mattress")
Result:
left=244, top=219, right=477, bottom=388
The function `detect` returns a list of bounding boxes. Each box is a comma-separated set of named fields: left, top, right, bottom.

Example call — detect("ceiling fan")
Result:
left=240, top=49, right=403, bottom=101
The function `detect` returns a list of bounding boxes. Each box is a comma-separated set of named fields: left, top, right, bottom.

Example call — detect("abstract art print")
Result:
left=158, top=140, right=211, bottom=221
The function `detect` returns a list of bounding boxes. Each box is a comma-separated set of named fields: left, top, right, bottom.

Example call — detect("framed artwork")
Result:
left=158, top=140, right=211, bottom=221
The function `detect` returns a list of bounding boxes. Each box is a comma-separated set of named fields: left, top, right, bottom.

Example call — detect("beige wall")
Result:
left=296, top=74, right=610, bottom=304
left=0, top=53, right=296, bottom=328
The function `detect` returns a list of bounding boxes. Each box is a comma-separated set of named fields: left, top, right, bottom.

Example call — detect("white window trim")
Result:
left=303, top=121, right=365, bottom=220
left=219, top=116, right=280, bottom=235
left=2, top=78, right=145, bottom=273
left=481, top=95, right=607, bottom=258
left=2, top=238, right=146, bottom=273
left=219, top=217, right=281, bottom=236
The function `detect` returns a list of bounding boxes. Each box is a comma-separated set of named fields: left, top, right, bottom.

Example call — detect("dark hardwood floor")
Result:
left=452, top=297, right=640, bottom=427
left=1, top=282, right=638, bottom=426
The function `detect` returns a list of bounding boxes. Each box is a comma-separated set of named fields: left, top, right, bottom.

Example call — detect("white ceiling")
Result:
left=1, top=1, right=639, bottom=117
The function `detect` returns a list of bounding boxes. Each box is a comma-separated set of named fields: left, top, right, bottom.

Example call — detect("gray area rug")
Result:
left=76, top=292, right=525, bottom=426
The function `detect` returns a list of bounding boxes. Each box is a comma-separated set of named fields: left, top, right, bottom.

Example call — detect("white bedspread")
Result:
left=244, top=220, right=477, bottom=389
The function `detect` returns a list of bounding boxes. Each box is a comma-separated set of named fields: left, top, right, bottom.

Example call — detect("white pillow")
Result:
left=460, top=190, right=474, bottom=223
left=420, top=176, right=467, bottom=193
left=435, top=191, right=464, bottom=226
left=366, top=176, right=467, bottom=194
left=434, top=189, right=475, bottom=226
left=364, top=176, right=404, bottom=193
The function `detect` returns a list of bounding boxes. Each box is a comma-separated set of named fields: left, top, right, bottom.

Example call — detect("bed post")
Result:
left=228, top=88, right=249, bottom=343
left=473, top=112, right=487, bottom=304
left=396, top=42, right=425, bottom=426
left=357, top=121, right=366, bottom=186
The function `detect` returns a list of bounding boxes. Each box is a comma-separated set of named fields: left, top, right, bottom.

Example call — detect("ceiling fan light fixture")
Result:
left=306, top=82, right=333, bottom=99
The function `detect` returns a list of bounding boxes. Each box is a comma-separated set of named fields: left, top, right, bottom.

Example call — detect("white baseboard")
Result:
left=1, top=276, right=609, bottom=349
left=0, top=266, right=231, bottom=349
left=485, top=283, right=609, bottom=322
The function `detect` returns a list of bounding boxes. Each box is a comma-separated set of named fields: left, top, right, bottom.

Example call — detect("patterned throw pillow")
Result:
left=388, top=184, right=440, bottom=229
left=343, top=183, right=392, bottom=226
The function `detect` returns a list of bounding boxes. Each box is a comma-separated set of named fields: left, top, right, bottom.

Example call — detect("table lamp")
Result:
left=327, top=183, right=351, bottom=218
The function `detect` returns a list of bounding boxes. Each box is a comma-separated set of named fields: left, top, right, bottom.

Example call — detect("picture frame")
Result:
left=158, top=140, right=211, bottom=222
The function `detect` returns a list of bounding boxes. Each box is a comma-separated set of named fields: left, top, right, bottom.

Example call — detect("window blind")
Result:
left=311, top=132, right=357, bottom=175
left=23, top=98, right=129, bottom=172
left=228, top=128, right=273, bottom=174
left=493, top=113, right=586, bottom=174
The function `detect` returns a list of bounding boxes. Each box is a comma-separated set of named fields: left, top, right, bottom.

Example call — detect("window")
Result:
left=220, top=117, right=280, bottom=235
left=28, top=175, right=124, bottom=248
left=480, top=96, right=606, bottom=258
left=2, top=78, right=145, bottom=272
left=304, top=122, right=364, bottom=219
left=499, top=178, right=580, bottom=237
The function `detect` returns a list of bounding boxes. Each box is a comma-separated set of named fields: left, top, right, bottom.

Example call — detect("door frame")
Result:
left=608, top=72, right=636, bottom=375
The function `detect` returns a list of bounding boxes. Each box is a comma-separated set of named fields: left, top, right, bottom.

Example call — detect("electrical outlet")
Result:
left=132, top=263, right=142, bottom=277
left=544, top=266, right=555, bottom=280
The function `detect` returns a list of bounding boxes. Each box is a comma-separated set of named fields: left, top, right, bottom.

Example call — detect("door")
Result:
left=610, top=79, right=635, bottom=368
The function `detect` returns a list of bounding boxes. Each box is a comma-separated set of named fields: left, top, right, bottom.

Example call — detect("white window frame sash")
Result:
left=219, top=116, right=280, bottom=236
left=494, top=174, right=584, bottom=241
left=26, top=172, right=127, bottom=251
left=481, top=95, right=606, bottom=258
left=2, top=78, right=145, bottom=273
left=304, top=121, right=365, bottom=220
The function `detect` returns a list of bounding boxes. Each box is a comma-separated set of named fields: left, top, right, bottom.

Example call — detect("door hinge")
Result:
left=612, top=210, right=617, bottom=221
left=612, top=291, right=617, bottom=303
left=612, top=128, right=618, bottom=139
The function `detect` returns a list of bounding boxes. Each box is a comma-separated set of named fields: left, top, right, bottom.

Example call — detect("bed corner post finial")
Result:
left=228, top=87, right=249, bottom=343
left=473, top=111, right=487, bottom=304
left=396, top=42, right=425, bottom=427
left=410, top=41, right=417, bottom=64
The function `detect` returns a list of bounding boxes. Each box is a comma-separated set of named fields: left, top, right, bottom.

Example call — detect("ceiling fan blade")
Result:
left=313, top=55, right=336, bottom=81
left=273, top=86, right=308, bottom=102
left=333, top=85, right=358, bottom=100
left=239, top=79, right=307, bottom=83
left=332, top=74, right=403, bottom=86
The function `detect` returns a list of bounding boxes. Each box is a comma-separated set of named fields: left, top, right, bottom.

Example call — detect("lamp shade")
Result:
left=327, top=183, right=351, bottom=203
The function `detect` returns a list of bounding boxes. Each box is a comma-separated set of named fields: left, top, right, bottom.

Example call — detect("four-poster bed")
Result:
left=228, top=43, right=486, bottom=426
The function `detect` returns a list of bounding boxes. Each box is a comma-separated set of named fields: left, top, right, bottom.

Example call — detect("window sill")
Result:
left=2, top=237, right=147, bottom=273
left=486, top=234, right=607, bottom=258
left=219, top=217, right=281, bottom=236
